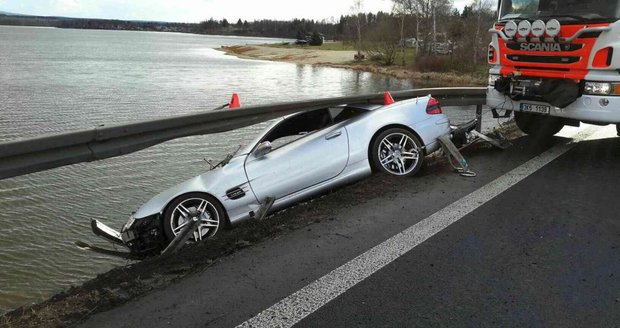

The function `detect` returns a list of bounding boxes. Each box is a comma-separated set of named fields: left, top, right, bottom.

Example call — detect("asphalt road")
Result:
left=81, top=124, right=620, bottom=328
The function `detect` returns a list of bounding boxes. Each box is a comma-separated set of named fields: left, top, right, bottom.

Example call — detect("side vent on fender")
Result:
left=226, top=187, right=246, bottom=200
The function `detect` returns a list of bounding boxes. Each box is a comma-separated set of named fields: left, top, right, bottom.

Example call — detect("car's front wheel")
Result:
left=162, top=193, right=225, bottom=243
left=370, top=128, right=423, bottom=177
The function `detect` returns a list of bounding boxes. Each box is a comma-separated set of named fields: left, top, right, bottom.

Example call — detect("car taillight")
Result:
left=426, top=97, right=442, bottom=114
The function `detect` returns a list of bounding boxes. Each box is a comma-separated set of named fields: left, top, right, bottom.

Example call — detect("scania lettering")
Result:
left=487, top=0, right=620, bottom=137
left=519, top=43, right=562, bottom=52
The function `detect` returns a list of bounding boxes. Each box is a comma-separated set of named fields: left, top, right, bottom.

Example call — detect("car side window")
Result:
left=262, top=108, right=333, bottom=149
left=329, top=107, right=366, bottom=123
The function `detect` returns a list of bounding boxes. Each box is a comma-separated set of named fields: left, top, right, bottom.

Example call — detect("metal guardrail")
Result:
left=0, top=87, right=486, bottom=180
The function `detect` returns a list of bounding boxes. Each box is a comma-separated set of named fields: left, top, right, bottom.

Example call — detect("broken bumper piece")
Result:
left=91, top=219, right=124, bottom=246
left=73, top=220, right=145, bottom=260
left=80, top=216, right=166, bottom=259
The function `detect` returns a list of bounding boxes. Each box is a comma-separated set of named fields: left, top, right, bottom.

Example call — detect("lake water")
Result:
left=0, top=26, right=480, bottom=313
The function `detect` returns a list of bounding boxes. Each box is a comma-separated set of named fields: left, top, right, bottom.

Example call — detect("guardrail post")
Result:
left=475, top=104, right=483, bottom=132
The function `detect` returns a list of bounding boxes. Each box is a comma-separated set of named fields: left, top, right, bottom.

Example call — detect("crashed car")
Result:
left=90, top=95, right=451, bottom=255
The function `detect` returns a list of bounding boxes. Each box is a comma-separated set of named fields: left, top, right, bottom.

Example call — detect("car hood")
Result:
left=132, top=154, right=249, bottom=220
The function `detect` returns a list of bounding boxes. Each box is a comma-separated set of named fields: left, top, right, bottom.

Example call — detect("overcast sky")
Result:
left=0, top=0, right=474, bottom=23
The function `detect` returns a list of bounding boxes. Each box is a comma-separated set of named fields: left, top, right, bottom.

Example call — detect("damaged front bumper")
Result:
left=79, top=215, right=166, bottom=258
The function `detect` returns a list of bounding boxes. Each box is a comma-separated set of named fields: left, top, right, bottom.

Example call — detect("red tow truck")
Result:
left=486, top=0, right=620, bottom=136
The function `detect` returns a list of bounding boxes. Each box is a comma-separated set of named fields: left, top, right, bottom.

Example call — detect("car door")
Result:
left=244, top=109, right=349, bottom=201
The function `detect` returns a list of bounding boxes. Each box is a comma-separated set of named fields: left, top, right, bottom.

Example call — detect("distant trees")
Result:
left=54, top=17, right=196, bottom=33
left=296, top=29, right=307, bottom=40
left=309, top=32, right=324, bottom=46
left=194, top=17, right=337, bottom=39
left=391, top=0, right=453, bottom=55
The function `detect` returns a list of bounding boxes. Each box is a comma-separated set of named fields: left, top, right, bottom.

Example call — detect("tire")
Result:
left=514, top=111, right=564, bottom=138
left=370, top=128, right=424, bottom=177
left=162, top=192, right=225, bottom=243
left=616, top=124, right=620, bottom=137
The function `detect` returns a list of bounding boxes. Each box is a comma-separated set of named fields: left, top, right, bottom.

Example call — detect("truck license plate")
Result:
left=520, top=103, right=550, bottom=114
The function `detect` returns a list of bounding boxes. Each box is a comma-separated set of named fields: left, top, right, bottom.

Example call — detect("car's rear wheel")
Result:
left=162, top=193, right=224, bottom=243
left=514, top=112, right=564, bottom=138
left=371, top=128, right=423, bottom=177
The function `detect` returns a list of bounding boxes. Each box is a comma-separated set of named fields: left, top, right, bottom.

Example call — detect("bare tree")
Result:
left=365, top=15, right=401, bottom=65
left=392, top=1, right=408, bottom=65
left=392, top=0, right=452, bottom=54
left=471, top=0, right=493, bottom=65
left=351, top=0, right=365, bottom=60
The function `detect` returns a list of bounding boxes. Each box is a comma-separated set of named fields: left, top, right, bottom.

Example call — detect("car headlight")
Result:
left=488, top=74, right=501, bottom=86
left=583, top=82, right=620, bottom=95
left=121, top=215, right=135, bottom=232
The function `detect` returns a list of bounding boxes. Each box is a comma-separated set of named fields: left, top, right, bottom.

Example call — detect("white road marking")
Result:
left=238, top=125, right=604, bottom=328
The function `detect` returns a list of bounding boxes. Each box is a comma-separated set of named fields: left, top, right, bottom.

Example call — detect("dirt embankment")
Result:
left=0, top=123, right=520, bottom=328
left=221, top=45, right=486, bottom=87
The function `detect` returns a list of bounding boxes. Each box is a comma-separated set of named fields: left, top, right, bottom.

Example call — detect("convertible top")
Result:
left=344, top=103, right=383, bottom=111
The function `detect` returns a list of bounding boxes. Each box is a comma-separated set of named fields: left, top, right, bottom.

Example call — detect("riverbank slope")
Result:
left=221, top=45, right=487, bottom=86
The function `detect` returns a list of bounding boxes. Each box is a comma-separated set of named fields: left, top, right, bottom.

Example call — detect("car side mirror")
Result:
left=253, top=141, right=272, bottom=158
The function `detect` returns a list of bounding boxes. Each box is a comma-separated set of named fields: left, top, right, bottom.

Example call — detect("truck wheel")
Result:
left=514, top=112, right=564, bottom=138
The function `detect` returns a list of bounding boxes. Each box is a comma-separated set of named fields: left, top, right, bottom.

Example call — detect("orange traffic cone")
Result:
left=383, top=91, right=394, bottom=105
left=229, top=93, right=241, bottom=109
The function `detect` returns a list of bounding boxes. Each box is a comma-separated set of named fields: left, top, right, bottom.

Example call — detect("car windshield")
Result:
left=499, top=0, right=620, bottom=22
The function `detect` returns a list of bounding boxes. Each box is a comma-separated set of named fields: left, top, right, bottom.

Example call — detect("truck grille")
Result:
left=507, top=55, right=580, bottom=64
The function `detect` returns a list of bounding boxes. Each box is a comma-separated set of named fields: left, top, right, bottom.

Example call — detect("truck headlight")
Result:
left=583, top=82, right=620, bottom=96
left=121, top=215, right=135, bottom=232
left=488, top=74, right=501, bottom=86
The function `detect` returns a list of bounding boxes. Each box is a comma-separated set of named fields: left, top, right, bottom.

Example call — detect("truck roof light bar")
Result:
left=489, top=25, right=611, bottom=43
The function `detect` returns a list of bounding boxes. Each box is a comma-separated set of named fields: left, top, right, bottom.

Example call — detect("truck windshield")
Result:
left=499, top=0, right=620, bottom=22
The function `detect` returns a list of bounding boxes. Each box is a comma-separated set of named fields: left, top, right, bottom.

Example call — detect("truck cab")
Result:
left=486, top=0, right=620, bottom=137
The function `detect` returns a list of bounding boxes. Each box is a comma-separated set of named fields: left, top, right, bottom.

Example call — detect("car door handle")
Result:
left=325, top=130, right=342, bottom=140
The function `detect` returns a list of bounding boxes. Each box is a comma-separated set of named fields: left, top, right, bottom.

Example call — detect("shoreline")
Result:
left=220, top=45, right=486, bottom=87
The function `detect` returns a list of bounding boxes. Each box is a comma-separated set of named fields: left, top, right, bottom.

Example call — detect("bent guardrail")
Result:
left=0, top=87, right=486, bottom=180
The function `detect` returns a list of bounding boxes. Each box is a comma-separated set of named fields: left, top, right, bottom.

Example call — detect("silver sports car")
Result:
left=91, top=95, right=451, bottom=254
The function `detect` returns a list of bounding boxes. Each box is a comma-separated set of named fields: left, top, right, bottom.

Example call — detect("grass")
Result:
left=266, top=41, right=356, bottom=51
